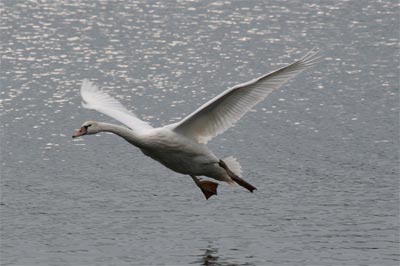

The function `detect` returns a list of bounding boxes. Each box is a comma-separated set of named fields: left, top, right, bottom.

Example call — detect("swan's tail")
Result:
left=220, top=158, right=256, bottom=192
left=223, top=156, right=242, bottom=176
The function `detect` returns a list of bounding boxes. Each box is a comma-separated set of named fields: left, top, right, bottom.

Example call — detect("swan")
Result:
left=72, top=48, right=320, bottom=199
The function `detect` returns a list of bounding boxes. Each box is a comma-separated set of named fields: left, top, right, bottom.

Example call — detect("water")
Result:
left=1, top=0, right=398, bottom=265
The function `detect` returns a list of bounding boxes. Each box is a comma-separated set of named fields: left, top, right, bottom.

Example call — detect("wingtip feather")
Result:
left=81, top=79, right=99, bottom=94
left=299, top=47, right=323, bottom=67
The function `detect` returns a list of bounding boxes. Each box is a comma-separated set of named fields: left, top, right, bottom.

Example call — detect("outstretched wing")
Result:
left=80, top=79, right=153, bottom=133
left=171, top=48, right=320, bottom=144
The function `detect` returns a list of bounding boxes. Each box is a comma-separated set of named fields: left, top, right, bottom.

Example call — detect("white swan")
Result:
left=73, top=49, right=320, bottom=199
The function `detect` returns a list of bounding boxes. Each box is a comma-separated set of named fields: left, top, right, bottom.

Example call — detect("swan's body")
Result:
left=73, top=49, right=320, bottom=199
left=84, top=122, right=231, bottom=182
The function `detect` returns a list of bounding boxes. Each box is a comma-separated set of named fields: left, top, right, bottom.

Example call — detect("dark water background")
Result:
left=1, top=0, right=398, bottom=265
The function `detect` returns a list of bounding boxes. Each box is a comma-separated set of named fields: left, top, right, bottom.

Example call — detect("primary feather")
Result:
left=80, top=79, right=153, bottom=133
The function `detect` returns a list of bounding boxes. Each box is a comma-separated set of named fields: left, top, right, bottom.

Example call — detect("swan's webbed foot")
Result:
left=191, top=175, right=218, bottom=200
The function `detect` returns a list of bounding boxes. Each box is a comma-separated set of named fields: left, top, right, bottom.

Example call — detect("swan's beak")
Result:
left=72, top=127, right=87, bottom=138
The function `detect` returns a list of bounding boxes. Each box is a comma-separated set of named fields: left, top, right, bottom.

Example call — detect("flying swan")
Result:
left=72, top=48, right=320, bottom=199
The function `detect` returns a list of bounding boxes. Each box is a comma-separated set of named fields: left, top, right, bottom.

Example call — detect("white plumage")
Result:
left=73, top=49, right=320, bottom=199
left=172, top=48, right=320, bottom=144
left=80, top=79, right=153, bottom=133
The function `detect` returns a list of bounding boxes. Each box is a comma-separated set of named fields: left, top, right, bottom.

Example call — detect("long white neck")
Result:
left=98, top=122, right=145, bottom=147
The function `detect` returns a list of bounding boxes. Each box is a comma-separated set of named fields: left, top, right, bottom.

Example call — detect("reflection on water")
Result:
left=200, top=249, right=220, bottom=266
left=1, top=0, right=398, bottom=265
left=195, top=247, right=254, bottom=266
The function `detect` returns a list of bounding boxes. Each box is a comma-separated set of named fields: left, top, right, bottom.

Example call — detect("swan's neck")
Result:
left=99, top=122, right=144, bottom=147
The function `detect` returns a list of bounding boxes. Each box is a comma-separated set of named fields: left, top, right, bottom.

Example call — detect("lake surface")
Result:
left=1, top=0, right=398, bottom=265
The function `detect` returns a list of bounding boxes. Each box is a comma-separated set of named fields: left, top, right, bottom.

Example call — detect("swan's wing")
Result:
left=80, top=79, right=153, bottom=132
left=172, top=48, right=320, bottom=144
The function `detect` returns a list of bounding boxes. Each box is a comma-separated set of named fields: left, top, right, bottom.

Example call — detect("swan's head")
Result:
left=72, top=121, right=101, bottom=138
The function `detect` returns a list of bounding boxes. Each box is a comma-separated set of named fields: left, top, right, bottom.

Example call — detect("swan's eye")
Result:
left=88, top=124, right=92, bottom=127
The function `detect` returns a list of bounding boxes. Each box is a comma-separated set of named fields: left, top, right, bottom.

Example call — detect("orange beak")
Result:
left=72, top=126, right=87, bottom=138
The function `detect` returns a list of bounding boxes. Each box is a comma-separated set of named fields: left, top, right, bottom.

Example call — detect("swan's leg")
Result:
left=190, top=175, right=218, bottom=200
left=219, top=160, right=257, bottom=192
